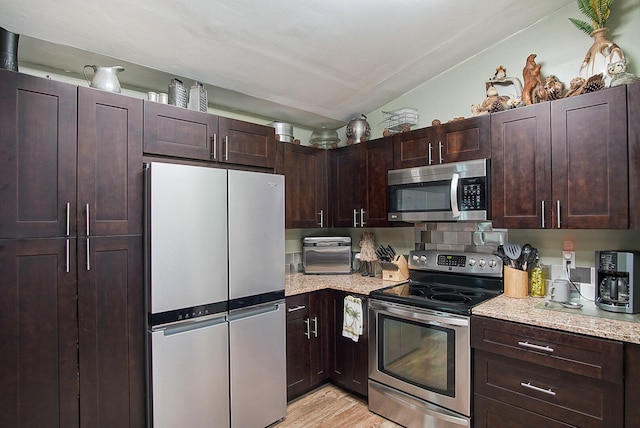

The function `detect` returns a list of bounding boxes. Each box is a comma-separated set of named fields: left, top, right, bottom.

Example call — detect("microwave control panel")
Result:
left=460, top=178, right=486, bottom=211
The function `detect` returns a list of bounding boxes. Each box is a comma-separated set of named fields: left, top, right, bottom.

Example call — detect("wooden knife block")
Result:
left=382, top=254, right=410, bottom=281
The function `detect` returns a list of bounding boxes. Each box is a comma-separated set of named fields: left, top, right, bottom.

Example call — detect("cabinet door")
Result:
left=0, top=70, right=77, bottom=239
left=218, top=117, right=276, bottom=168
left=143, top=101, right=218, bottom=161
left=286, top=294, right=311, bottom=401
left=393, top=126, right=438, bottom=169
left=283, top=144, right=328, bottom=228
left=329, top=290, right=368, bottom=397
left=308, top=290, right=329, bottom=386
left=329, top=144, right=361, bottom=227
left=77, top=235, right=144, bottom=428
left=551, top=85, right=628, bottom=229
left=361, top=137, right=393, bottom=227
left=491, top=103, right=551, bottom=228
left=0, top=238, right=79, bottom=428
left=77, top=87, right=143, bottom=237
left=625, top=343, right=640, bottom=426
left=474, top=394, right=571, bottom=428
left=437, top=114, right=491, bottom=163
left=628, top=81, right=640, bottom=229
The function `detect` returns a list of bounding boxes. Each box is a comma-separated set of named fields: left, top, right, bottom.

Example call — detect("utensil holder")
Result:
left=504, top=266, right=528, bottom=298
left=381, top=254, right=409, bottom=282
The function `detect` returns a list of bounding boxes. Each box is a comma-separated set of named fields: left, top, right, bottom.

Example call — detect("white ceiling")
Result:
left=2, top=0, right=574, bottom=129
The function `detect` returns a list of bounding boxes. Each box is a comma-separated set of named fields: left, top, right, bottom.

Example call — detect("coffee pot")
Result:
left=83, top=65, right=125, bottom=93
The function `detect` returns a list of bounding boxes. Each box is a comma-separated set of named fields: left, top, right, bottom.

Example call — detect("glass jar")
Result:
left=529, top=258, right=545, bottom=297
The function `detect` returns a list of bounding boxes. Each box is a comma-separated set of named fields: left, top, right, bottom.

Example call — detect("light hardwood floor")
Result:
left=273, top=384, right=402, bottom=428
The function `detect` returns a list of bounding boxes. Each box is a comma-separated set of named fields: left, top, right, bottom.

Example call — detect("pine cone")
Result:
left=489, top=99, right=504, bottom=113
left=581, top=73, right=605, bottom=94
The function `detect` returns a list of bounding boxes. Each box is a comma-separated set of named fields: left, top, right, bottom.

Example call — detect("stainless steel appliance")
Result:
left=369, top=250, right=503, bottom=427
left=145, top=162, right=286, bottom=428
left=388, top=159, right=490, bottom=222
left=596, top=250, right=640, bottom=314
left=302, top=236, right=352, bottom=274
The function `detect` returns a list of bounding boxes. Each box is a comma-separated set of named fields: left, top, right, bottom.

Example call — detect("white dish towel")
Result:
left=342, top=295, right=363, bottom=342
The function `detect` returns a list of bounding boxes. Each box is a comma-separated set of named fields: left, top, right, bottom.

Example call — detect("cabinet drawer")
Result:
left=471, top=316, right=622, bottom=381
left=286, top=293, right=309, bottom=321
left=475, top=350, right=623, bottom=428
left=474, top=394, right=576, bottom=428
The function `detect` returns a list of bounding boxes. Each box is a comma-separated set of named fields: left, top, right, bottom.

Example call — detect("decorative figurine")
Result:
left=607, top=58, right=640, bottom=87
left=522, top=54, right=548, bottom=105
left=544, top=75, right=564, bottom=100
left=359, top=233, right=377, bottom=277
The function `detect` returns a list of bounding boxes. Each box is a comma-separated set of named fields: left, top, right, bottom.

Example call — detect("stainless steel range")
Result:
left=368, top=250, right=503, bottom=428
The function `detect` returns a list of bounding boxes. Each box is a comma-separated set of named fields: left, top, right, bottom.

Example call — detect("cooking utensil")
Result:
left=503, top=243, right=522, bottom=268
left=521, top=243, right=535, bottom=270
left=494, top=245, right=509, bottom=265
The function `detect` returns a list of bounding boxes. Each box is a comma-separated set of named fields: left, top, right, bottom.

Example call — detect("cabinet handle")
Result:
left=85, top=204, right=91, bottom=271
left=66, top=238, right=70, bottom=273
left=224, top=136, right=229, bottom=160
left=517, top=341, right=554, bottom=353
left=312, top=316, right=318, bottom=338
left=428, top=143, right=433, bottom=165
left=304, top=318, right=311, bottom=339
left=287, top=305, right=306, bottom=313
left=353, top=209, right=358, bottom=227
left=556, top=200, right=561, bottom=228
left=438, top=141, right=444, bottom=163
left=211, top=134, right=217, bottom=160
left=360, top=208, right=366, bottom=227
left=520, top=382, right=556, bottom=396
left=66, top=202, right=71, bottom=236
left=541, top=200, right=546, bottom=228
left=318, top=210, right=324, bottom=228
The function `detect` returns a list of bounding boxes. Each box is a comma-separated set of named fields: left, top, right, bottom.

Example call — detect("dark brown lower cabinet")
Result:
left=625, top=343, right=640, bottom=428
left=472, top=316, right=623, bottom=428
left=329, top=290, right=369, bottom=397
left=286, top=291, right=329, bottom=400
left=0, top=235, right=144, bottom=428
left=0, top=238, right=79, bottom=428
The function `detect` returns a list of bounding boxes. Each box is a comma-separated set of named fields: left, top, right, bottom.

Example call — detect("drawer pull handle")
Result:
left=518, top=341, right=554, bottom=353
left=520, top=381, right=556, bottom=396
left=287, top=305, right=306, bottom=313
left=304, top=318, right=311, bottom=339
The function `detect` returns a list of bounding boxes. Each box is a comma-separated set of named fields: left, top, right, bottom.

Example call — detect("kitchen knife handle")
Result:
left=360, top=208, right=366, bottom=227
left=312, top=316, right=318, bottom=338
left=541, top=200, right=545, bottom=228
left=287, top=305, right=306, bottom=313
left=438, top=141, right=444, bottom=163
left=520, top=382, right=556, bottom=396
left=353, top=208, right=358, bottom=227
left=318, top=210, right=324, bottom=227
left=450, top=172, right=460, bottom=218
left=518, top=341, right=554, bottom=353
left=556, top=200, right=561, bottom=228
left=211, top=134, right=217, bottom=160
left=428, top=143, right=433, bottom=165
left=304, top=318, right=311, bottom=339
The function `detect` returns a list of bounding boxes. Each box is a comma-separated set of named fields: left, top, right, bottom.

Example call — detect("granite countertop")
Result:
left=285, top=272, right=405, bottom=297
left=473, top=294, right=640, bottom=344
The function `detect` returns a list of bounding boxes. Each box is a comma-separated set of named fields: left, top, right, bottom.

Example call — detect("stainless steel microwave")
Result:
left=388, top=159, right=490, bottom=222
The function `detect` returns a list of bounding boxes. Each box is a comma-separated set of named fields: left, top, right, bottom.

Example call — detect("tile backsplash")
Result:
left=416, top=222, right=507, bottom=253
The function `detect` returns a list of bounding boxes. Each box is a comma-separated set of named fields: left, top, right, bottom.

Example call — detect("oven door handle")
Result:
left=450, top=172, right=460, bottom=218
left=371, top=300, right=469, bottom=327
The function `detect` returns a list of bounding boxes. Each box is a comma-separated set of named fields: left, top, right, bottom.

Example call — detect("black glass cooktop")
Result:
left=370, top=272, right=503, bottom=315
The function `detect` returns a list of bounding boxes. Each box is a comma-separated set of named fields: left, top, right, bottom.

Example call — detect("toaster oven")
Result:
left=302, top=237, right=352, bottom=274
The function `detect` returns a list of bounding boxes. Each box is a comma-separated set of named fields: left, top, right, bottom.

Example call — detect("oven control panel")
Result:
left=409, top=250, right=503, bottom=277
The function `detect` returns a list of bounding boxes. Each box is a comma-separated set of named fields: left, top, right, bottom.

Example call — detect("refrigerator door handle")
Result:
left=158, top=314, right=227, bottom=336
left=228, top=302, right=283, bottom=322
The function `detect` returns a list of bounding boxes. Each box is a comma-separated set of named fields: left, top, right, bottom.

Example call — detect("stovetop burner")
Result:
left=370, top=250, right=504, bottom=315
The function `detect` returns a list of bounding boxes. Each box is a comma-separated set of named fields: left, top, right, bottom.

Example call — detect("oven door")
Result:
left=368, top=299, right=470, bottom=417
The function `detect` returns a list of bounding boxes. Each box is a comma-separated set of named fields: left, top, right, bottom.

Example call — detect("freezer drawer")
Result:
left=150, top=316, right=229, bottom=428
left=229, top=301, right=286, bottom=428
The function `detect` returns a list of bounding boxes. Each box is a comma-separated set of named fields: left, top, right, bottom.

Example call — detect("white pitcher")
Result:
left=83, top=65, right=124, bottom=93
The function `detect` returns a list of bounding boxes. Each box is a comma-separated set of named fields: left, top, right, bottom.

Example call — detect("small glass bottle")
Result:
left=529, top=257, right=545, bottom=297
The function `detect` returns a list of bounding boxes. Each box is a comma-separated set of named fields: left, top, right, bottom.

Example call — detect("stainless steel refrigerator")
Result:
left=145, top=162, right=286, bottom=428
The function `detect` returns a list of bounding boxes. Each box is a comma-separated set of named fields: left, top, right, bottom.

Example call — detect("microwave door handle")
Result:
left=450, top=172, right=460, bottom=218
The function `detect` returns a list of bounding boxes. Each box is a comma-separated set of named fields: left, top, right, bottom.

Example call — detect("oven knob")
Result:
left=478, top=259, right=487, bottom=268
left=468, top=258, right=476, bottom=267
left=420, top=255, right=427, bottom=263
left=412, top=255, right=420, bottom=262
left=488, top=259, right=497, bottom=269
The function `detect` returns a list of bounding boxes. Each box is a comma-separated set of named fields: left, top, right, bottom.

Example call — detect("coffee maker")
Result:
left=596, top=251, right=640, bottom=314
